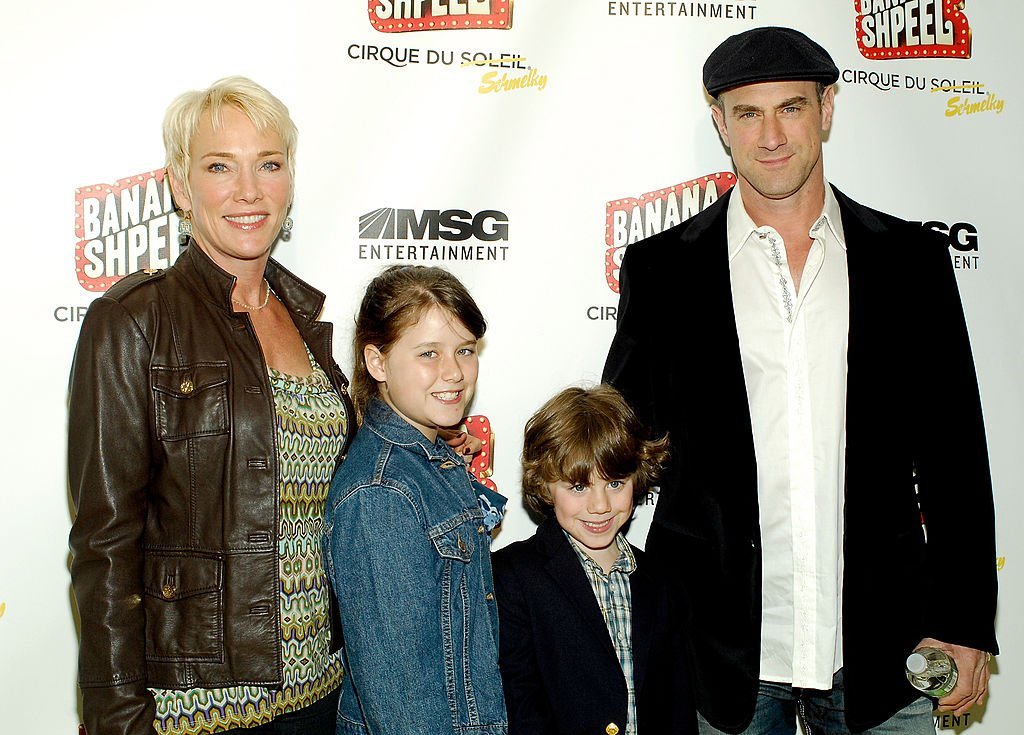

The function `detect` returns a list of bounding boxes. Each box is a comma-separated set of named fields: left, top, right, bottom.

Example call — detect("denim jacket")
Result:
left=324, top=398, right=507, bottom=735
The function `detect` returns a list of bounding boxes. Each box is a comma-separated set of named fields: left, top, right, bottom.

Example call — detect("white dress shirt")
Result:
left=727, top=184, right=849, bottom=690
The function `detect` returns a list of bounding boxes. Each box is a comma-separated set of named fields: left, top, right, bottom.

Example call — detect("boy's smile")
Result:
left=549, top=472, right=634, bottom=573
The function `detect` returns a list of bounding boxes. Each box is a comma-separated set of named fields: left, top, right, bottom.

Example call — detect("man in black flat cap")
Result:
left=604, top=25, right=997, bottom=735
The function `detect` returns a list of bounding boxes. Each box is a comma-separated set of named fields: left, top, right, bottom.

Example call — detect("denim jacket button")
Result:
left=605, top=723, right=620, bottom=735
left=477, top=525, right=485, bottom=534
left=485, top=592, right=494, bottom=601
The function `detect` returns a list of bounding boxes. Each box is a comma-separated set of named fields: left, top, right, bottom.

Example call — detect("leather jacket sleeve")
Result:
left=68, top=295, right=157, bottom=735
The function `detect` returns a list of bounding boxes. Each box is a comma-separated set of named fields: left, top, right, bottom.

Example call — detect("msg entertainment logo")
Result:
left=358, top=207, right=510, bottom=262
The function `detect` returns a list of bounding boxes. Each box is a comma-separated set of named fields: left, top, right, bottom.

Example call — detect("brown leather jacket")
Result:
left=68, top=243, right=352, bottom=735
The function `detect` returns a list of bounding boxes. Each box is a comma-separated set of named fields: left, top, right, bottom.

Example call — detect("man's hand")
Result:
left=914, top=637, right=991, bottom=715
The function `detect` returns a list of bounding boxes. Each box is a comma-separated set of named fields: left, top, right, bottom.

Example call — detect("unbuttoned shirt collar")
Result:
left=727, top=182, right=847, bottom=263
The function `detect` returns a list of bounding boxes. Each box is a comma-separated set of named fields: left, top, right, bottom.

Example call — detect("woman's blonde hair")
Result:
left=162, top=76, right=297, bottom=205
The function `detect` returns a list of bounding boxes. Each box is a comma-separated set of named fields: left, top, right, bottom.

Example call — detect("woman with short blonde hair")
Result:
left=69, top=76, right=350, bottom=735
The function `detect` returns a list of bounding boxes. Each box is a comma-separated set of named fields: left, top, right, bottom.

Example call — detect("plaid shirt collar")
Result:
left=564, top=531, right=637, bottom=577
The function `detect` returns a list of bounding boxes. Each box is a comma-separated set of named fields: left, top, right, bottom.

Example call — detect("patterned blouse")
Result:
left=151, top=352, right=349, bottom=734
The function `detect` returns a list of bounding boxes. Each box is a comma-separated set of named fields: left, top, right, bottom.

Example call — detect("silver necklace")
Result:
left=232, top=280, right=271, bottom=310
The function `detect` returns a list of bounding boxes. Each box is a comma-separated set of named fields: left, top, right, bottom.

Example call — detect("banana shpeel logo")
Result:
left=74, top=169, right=179, bottom=292
left=604, top=172, right=736, bottom=294
left=369, top=0, right=513, bottom=33
left=856, top=0, right=972, bottom=59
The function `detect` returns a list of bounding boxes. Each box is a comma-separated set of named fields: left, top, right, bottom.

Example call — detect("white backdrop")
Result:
left=0, top=1, right=1019, bottom=732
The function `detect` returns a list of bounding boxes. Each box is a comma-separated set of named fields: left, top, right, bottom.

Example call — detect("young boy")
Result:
left=492, top=384, right=696, bottom=735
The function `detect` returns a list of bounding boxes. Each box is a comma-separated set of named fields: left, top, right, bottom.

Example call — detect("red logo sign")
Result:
left=74, top=169, right=179, bottom=292
left=369, top=0, right=513, bottom=33
left=463, top=415, right=498, bottom=492
left=856, top=0, right=972, bottom=59
left=604, top=172, right=736, bottom=293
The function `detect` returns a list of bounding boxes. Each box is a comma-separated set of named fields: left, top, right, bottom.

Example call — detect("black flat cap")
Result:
left=703, top=26, right=839, bottom=97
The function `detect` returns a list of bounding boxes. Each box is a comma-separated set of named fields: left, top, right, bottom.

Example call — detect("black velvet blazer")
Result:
left=603, top=185, right=997, bottom=733
left=492, top=517, right=697, bottom=735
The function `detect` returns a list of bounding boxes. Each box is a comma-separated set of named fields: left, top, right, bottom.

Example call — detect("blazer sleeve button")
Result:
left=605, top=723, right=620, bottom=735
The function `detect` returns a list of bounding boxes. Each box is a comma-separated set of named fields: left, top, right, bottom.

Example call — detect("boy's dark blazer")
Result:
left=492, top=516, right=697, bottom=735
left=603, top=185, right=997, bottom=733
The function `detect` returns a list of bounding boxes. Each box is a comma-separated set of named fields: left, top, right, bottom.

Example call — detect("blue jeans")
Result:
left=697, top=671, right=934, bottom=735
left=219, top=688, right=340, bottom=735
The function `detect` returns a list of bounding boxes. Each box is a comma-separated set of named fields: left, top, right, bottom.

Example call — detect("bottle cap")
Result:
left=906, top=652, right=928, bottom=674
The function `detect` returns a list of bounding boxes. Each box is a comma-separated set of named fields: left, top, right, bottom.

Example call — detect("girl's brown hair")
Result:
left=350, top=265, right=486, bottom=423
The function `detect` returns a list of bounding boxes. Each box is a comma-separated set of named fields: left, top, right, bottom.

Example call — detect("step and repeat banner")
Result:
left=0, top=1, right=1019, bottom=732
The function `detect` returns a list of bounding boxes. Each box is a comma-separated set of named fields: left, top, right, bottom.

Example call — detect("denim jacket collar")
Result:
left=361, top=397, right=460, bottom=463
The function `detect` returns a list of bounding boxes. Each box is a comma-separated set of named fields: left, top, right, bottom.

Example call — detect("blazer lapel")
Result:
left=660, top=189, right=759, bottom=531
left=689, top=191, right=750, bottom=419
left=674, top=189, right=751, bottom=430
left=535, top=518, right=619, bottom=660
left=831, top=184, right=892, bottom=473
left=628, top=558, right=657, bottom=694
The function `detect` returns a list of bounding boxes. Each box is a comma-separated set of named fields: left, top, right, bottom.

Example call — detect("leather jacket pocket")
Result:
left=152, top=363, right=229, bottom=441
left=144, top=552, right=224, bottom=662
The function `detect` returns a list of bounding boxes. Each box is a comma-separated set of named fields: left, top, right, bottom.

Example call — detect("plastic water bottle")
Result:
left=905, top=647, right=958, bottom=698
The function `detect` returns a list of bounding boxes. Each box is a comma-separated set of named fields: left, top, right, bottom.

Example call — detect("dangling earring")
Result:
left=178, top=212, right=193, bottom=246
left=280, top=216, right=294, bottom=242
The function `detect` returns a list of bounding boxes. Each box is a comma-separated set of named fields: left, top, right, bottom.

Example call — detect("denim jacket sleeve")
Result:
left=329, top=483, right=460, bottom=735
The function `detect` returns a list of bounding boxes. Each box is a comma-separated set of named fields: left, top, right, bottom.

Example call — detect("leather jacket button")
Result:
left=162, top=583, right=177, bottom=600
left=179, top=379, right=195, bottom=395
left=605, top=723, right=620, bottom=735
